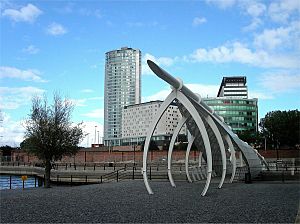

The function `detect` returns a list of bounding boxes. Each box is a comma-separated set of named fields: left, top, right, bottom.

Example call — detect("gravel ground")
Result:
left=0, top=180, right=299, bottom=223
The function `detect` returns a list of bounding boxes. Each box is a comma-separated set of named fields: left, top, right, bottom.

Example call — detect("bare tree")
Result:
left=21, top=93, right=85, bottom=188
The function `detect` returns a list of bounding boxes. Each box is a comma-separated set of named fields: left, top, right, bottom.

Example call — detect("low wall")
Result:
left=10, top=149, right=299, bottom=164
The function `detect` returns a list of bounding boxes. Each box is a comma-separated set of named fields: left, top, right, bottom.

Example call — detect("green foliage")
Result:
left=0, top=145, right=14, bottom=156
left=21, top=94, right=85, bottom=161
left=21, top=93, right=85, bottom=187
left=259, top=110, right=300, bottom=148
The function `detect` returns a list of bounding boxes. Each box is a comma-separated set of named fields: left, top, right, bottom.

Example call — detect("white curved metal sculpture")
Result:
left=142, top=60, right=268, bottom=196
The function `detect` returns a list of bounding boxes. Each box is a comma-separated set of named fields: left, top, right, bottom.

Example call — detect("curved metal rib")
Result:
left=177, top=91, right=212, bottom=196
left=142, top=90, right=176, bottom=194
left=168, top=116, right=188, bottom=187
left=205, top=115, right=227, bottom=189
left=185, top=135, right=195, bottom=183
left=224, top=134, right=237, bottom=183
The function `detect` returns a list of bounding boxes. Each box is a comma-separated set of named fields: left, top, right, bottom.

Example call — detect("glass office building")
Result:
left=203, top=98, right=258, bottom=134
left=104, top=47, right=141, bottom=146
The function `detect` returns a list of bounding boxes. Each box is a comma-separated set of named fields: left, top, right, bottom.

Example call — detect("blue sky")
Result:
left=0, top=0, right=299, bottom=146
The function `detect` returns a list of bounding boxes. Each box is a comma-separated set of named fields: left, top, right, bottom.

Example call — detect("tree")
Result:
left=259, top=110, right=300, bottom=149
left=21, top=94, right=85, bottom=188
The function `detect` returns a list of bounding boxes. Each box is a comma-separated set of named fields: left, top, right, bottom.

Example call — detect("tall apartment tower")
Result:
left=104, top=47, right=141, bottom=146
left=217, top=76, right=248, bottom=98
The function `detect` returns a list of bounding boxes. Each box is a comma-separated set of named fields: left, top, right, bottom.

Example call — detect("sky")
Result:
left=0, top=0, right=299, bottom=147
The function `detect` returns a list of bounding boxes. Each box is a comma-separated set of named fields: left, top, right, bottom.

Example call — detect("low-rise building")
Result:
left=121, top=100, right=187, bottom=146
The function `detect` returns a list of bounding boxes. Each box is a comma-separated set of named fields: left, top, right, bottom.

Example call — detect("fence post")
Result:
left=104, top=164, right=105, bottom=170
left=101, top=176, right=102, bottom=184
left=71, top=175, right=73, bottom=186
left=85, top=176, right=88, bottom=184
left=150, top=166, right=152, bottom=180
left=94, top=164, right=96, bottom=171
left=132, top=166, right=135, bottom=180
left=117, top=170, right=119, bottom=182
left=74, top=164, right=76, bottom=170
left=65, top=163, right=67, bottom=170
left=9, top=176, right=12, bottom=189
left=22, top=179, right=25, bottom=189
left=84, top=164, right=86, bottom=170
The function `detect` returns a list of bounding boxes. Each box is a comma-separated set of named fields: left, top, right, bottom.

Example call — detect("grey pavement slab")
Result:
left=0, top=180, right=299, bottom=223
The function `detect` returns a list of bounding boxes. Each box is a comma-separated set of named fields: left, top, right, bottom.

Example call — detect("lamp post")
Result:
left=97, top=131, right=99, bottom=144
left=94, top=126, right=97, bottom=144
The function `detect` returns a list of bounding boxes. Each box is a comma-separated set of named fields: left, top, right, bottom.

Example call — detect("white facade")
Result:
left=104, top=47, right=141, bottom=146
left=217, top=76, right=248, bottom=99
left=122, top=101, right=186, bottom=144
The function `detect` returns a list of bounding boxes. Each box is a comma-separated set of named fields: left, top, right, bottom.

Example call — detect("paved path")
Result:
left=1, top=180, right=299, bottom=223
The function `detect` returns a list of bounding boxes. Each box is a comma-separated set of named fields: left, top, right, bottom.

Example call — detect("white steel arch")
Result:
left=142, top=59, right=267, bottom=196
left=167, top=115, right=188, bottom=187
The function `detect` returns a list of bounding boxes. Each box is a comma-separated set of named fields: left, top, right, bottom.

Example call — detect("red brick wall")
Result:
left=11, top=149, right=299, bottom=164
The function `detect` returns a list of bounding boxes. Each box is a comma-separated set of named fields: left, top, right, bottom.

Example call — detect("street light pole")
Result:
left=94, top=126, right=97, bottom=144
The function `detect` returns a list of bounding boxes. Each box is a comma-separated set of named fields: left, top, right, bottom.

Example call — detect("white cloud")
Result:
left=243, top=17, right=263, bottom=31
left=254, top=21, right=300, bottom=50
left=82, top=109, right=104, bottom=119
left=142, top=53, right=177, bottom=75
left=268, top=0, right=300, bottom=23
left=189, top=42, right=299, bottom=69
left=0, top=112, right=25, bottom=147
left=248, top=91, right=274, bottom=100
left=246, top=2, right=266, bottom=17
left=259, top=72, right=300, bottom=93
left=0, top=66, right=47, bottom=82
left=80, top=121, right=103, bottom=147
left=185, top=84, right=219, bottom=98
left=46, top=22, right=67, bottom=36
left=0, top=86, right=45, bottom=110
left=2, top=3, right=42, bottom=23
left=205, top=0, right=236, bottom=9
left=142, top=89, right=172, bottom=102
left=22, top=45, right=40, bottom=54
left=193, top=17, right=207, bottom=26
left=143, top=83, right=219, bottom=102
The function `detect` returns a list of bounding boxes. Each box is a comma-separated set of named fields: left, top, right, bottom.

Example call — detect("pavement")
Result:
left=0, top=180, right=299, bottom=223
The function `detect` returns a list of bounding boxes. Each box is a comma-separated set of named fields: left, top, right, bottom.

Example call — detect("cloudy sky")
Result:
left=1, top=0, right=299, bottom=147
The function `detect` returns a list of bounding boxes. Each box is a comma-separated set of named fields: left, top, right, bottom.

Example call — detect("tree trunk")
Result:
left=44, top=160, right=51, bottom=188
